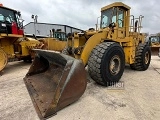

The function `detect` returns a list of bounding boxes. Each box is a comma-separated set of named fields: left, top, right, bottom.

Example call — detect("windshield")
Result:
left=0, top=7, right=22, bottom=27
left=150, top=36, right=160, bottom=43
left=53, top=32, right=67, bottom=41
left=100, top=8, right=112, bottom=28
left=0, top=8, right=16, bottom=23
left=100, top=7, right=124, bottom=28
left=100, top=8, right=117, bottom=28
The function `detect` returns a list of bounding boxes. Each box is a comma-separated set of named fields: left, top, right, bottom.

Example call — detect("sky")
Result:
left=1, top=0, right=159, bottom=34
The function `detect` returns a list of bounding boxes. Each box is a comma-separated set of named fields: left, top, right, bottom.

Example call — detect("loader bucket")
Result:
left=23, top=49, right=87, bottom=120
left=151, top=47, right=160, bottom=55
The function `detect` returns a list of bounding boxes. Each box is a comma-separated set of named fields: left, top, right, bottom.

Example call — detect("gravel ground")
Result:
left=0, top=56, right=160, bottom=120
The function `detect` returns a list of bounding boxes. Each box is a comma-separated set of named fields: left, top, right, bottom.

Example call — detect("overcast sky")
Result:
left=1, top=0, right=159, bottom=34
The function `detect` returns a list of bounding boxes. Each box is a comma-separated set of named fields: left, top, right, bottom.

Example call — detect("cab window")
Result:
left=117, top=8, right=124, bottom=27
left=111, top=8, right=117, bottom=23
left=0, top=14, right=4, bottom=22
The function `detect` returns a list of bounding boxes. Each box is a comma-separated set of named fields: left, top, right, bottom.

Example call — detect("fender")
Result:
left=80, top=30, right=108, bottom=65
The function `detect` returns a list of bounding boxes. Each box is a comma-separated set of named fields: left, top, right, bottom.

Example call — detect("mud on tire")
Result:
left=88, top=42, right=125, bottom=86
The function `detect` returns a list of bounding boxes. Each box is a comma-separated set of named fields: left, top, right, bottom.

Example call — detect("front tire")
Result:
left=88, top=42, right=125, bottom=86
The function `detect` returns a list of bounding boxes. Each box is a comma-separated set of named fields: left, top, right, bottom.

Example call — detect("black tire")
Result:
left=88, top=42, right=125, bottom=86
left=130, top=43, right=151, bottom=71
left=62, top=47, right=68, bottom=54
left=23, top=56, right=32, bottom=63
left=130, top=64, right=136, bottom=70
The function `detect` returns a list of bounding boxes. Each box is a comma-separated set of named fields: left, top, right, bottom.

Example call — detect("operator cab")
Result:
left=148, top=36, right=160, bottom=46
left=51, top=29, right=67, bottom=41
left=100, top=2, right=131, bottom=38
left=101, top=7, right=125, bottom=28
left=149, top=36, right=160, bottom=43
left=0, top=4, right=24, bottom=35
left=54, top=32, right=67, bottom=41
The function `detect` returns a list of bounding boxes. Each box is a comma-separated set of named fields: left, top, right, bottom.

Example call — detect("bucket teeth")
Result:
left=24, top=49, right=87, bottom=119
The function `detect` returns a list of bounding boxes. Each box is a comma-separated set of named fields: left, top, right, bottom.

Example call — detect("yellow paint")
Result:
left=64, top=2, right=146, bottom=66
left=0, top=33, right=23, bottom=38
left=43, top=38, right=67, bottom=52
left=80, top=30, right=108, bottom=65
left=0, top=49, right=8, bottom=71
left=101, top=2, right=130, bottom=11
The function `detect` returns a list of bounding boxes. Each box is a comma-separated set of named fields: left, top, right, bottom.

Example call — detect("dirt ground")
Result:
left=0, top=56, right=160, bottom=120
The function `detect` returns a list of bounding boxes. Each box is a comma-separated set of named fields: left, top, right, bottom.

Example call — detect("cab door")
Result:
left=117, top=8, right=125, bottom=38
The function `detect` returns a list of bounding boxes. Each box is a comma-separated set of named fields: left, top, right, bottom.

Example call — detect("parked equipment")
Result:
left=148, top=34, right=160, bottom=55
left=39, top=29, right=67, bottom=51
left=24, top=2, right=151, bottom=119
left=0, top=4, right=41, bottom=71
left=0, top=4, right=68, bottom=72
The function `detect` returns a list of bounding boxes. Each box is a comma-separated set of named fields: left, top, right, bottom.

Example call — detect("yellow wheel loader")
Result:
left=148, top=34, right=160, bottom=55
left=39, top=29, right=67, bottom=51
left=0, top=4, right=67, bottom=73
left=24, top=2, right=151, bottom=119
left=0, top=4, right=40, bottom=72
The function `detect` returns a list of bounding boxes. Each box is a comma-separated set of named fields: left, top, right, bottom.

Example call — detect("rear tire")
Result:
left=62, top=47, right=68, bottom=54
left=130, top=43, right=151, bottom=71
left=88, top=42, right=125, bottom=86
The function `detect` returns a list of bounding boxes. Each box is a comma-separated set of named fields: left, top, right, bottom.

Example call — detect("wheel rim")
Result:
left=145, top=51, right=150, bottom=64
left=109, top=55, right=121, bottom=75
left=0, top=49, right=8, bottom=71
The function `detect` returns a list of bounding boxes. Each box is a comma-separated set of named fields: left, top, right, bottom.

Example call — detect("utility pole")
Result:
left=31, top=15, right=38, bottom=36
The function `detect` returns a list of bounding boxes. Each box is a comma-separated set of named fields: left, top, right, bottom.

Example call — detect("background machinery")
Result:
left=0, top=4, right=40, bottom=72
left=0, top=4, right=69, bottom=72
left=39, top=29, right=67, bottom=51
left=148, top=34, right=160, bottom=55
left=24, top=2, right=151, bottom=119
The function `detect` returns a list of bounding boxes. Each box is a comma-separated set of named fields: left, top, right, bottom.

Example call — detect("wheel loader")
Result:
left=24, top=2, right=151, bottom=119
left=0, top=4, right=41, bottom=72
left=0, top=4, right=68, bottom=72
left=39, top=28, right=67, bottom=51
left=148, top=34, right=160, bottom=55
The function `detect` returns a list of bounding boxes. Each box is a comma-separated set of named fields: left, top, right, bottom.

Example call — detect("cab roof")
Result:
left=101, top=2, right=131, bottom=11
left=0, top=4, right=18, bottom=12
